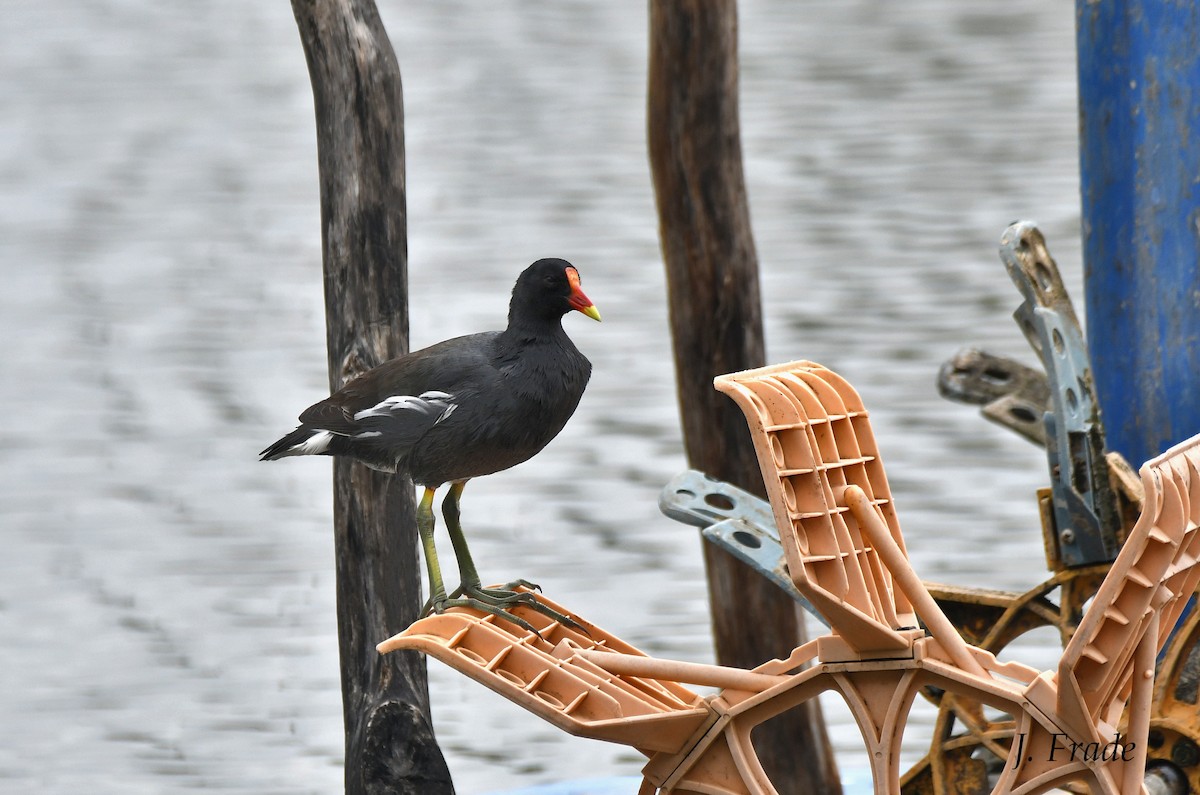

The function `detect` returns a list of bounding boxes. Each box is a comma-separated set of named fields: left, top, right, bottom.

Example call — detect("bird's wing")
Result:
left=297, top=332, right=499, bottom=438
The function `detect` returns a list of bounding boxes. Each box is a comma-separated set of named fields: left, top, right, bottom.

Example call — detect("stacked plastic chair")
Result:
left=379, top=360, right=1200, bottom=795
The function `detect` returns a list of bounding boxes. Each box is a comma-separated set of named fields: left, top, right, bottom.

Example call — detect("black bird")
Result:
left=261, top=258, right=600, bottom=631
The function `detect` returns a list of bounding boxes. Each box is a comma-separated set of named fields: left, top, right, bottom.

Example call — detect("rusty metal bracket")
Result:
left=936, top=348, right=1050, bottom=446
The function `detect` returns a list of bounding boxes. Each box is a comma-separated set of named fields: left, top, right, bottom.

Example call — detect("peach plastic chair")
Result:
left=379, top=360, right=1200, bottom=795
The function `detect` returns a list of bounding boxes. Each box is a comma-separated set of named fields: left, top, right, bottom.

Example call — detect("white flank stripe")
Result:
left=354, top=391, right=457, bottom=421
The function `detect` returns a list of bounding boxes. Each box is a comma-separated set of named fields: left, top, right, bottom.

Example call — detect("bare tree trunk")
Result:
left=647, top=2, right=841, bottom=791
left=290, top=1, right=453, bottom=792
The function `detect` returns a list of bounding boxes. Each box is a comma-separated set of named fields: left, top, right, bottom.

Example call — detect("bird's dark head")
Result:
left=509, top=258, right=602, bottom=326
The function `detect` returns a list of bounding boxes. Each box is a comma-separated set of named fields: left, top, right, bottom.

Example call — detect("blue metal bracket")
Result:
left=659, top=470, right=828, bottom=626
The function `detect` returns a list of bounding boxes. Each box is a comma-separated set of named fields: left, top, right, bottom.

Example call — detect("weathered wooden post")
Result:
left=1076, top=0, right=1200, bottom=467
left=647, top=1, right=841, bottom=791
left=290, top=1, right=454, bottom=792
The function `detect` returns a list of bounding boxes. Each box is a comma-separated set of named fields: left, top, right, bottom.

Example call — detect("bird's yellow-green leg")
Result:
left=443, top=480, right=532, bottom=595
left=439, top=480, right=586, bottom=635
left=416, top=487, right=450, bottom=612
left=441, top=481, right=484, bottom=590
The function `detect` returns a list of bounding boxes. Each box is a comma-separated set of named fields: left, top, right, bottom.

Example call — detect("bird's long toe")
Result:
left=500, top=578, right=541, bottom=592
left=517, top=596, right=588, bottom=635
left=461, top=583, right=587, bottom=635
left=419, top=579, right=586, bottom=635
left=423, top=591, right=542, bottom=635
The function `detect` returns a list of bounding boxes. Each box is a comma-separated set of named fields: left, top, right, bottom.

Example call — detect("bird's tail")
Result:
left=259, top=426, right=333, bottom=460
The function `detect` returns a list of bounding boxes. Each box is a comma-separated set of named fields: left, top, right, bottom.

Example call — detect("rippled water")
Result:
left=0, top=1, right=1084, bottom=792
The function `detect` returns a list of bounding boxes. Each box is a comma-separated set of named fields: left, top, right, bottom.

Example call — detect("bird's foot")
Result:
left=422, top=581, right=587, bottom=637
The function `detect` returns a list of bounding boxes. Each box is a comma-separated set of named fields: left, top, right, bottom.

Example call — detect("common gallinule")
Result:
left=261, top=258, right=600, bottom=632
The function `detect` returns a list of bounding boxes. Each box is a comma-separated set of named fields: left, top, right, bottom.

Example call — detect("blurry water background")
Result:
left=0, top=1, right=1085, bottom=793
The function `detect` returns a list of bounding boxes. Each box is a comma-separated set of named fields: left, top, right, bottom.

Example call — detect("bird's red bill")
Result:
left=566, top=267, right=602, bottom=321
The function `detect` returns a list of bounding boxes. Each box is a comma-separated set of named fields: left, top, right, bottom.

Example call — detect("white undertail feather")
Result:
left=295, top=430, right=335, bottom=454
